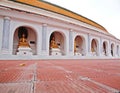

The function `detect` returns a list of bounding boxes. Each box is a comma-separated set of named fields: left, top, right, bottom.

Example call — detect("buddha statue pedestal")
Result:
left=74, top=48, right=82, bottom=56
left=17, top=46, right=32, bottom=55
left=102, top=52, right=106, bottom=56
left=74, top=52, right=82, bottom=56
left=91, top=52, right=96, bottom=56
left=50, top=48, right=62, bottom=55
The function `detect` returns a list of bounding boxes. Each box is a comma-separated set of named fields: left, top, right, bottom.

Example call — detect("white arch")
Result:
left=49, top=31, right=66, bottom=55
left=12, top=24, right=39, bottom=38
left=74, top=35, right=86, bottom=56
left=91, top=38, right=99, bottom=56
left=111, top=43, right=115, bottom=57
left=102, top=41, right=108, bottom=56
left=12, top=26, right=38, bottom=55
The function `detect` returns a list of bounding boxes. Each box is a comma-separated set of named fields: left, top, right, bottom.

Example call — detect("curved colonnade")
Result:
left=0, top=0, right=120, bottom=59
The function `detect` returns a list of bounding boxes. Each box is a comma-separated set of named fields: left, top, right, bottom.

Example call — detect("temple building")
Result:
left=0, top=0, right=120, bottom=59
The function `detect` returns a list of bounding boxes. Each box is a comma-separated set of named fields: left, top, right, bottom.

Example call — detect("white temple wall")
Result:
left=0, top=4, right=120, bottom=59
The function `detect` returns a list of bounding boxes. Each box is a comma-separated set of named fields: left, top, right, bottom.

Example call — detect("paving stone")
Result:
left=0, top=83, right=33, bottom=93
left=35, top=81, right=89, bottom=93
left=0, top=59, right=120, bottom=93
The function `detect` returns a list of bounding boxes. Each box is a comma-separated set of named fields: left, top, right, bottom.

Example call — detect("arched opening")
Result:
left=49, top=31, right=65, bottom=55
left=13, top=26, right=37, bottom=55
left=102, top=41, right=108, bottom=56
left=74, top=35, right=85, bottom=56
left=91, top=39, right=98, bottom=56
left=116, top=45, right=119, bottom=56
left=111, top=43, right=114, bottom=56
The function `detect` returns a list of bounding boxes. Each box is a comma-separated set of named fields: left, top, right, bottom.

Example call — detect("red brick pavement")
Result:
left=0, top=59, right=120, bottom=93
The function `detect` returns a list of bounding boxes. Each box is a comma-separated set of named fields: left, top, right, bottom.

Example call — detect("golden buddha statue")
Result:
left=91, top=47, right=95, bottom=52
left=74, top=41, right=76, bottom=52
left=50, top=37, right=58, bottom=48
left=18, top=34, right=30, bottom=47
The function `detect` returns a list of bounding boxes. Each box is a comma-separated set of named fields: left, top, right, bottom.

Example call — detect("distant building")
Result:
left=0, top=0, right=120, bottom=59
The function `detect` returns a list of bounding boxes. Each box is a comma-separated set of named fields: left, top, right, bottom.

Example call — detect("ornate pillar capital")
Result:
left=42, top=23, right=47, bottom=27
left=4, top=16, right=11, bottom=20
left=69, top=29, right=73, bottom=32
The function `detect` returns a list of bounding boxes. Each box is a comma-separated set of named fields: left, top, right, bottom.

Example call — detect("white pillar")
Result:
left=84, top=35, right=88, bottom=56
left=68, top=30, right=74, bottom=56
left=36, top=26, right=42, bottom=55
left=87, top=33, right=91, bottom=56
left=114, top=43, right=117, bottom=57
left=99, top=37, right=102, bottom=56
left=108, top=40, right=112, bottom=57
left=118, top=45, right=120, bottom=57
left=1, top=17, right=11, bottom=54
left=113, top=42, right=115, bottom=57
left=0, top=18, right=3, bottom=54
left=41, top=24, right=48, bottom=55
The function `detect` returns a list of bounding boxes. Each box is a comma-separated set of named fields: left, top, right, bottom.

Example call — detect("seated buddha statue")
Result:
left=50, top=37, right=58, bottom=48
left=18, top=34, right=30, bottom=47
left=74, top=41, right=77, bottom=52
left=91, top=47, right=95, bottom=52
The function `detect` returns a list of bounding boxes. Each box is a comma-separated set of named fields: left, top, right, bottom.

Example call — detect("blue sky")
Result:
left=44, top=0, right=120, bottom=39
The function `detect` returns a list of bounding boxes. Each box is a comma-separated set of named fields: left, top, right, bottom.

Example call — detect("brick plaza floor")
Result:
left=0, top=59, right=120, bottom=93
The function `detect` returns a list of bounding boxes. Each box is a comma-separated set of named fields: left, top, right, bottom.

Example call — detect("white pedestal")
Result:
left=115, top=54, right=119, bottom=58
left=74, top=52, right=82, bottom=56
left=90, top=52, right=97, bottom=56
left=17, top=47, right=32, bottom=55
left=50, top=48, right=62, bottom=55
left=101, top=52, right=107, bottom=56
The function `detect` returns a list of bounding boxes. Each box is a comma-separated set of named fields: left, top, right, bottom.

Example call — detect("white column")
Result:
left=84, top=35, right=88, bottom=56
left=118, top=45, right=120, bottom=57
left=108, top=40, right=112, bottom=57
left=68, top=30, right=74, bottom=56
left=41, top=24, right=48, bottom=55
left=113, top=42, right=115, bottom=57
left=36, top=26, right=42, bottom=55
left=114, top=42, right=117, bottom=57
left=1, top=17, right=11, bottom=54
left=87, top=33, right=91, bottom=56
left=99, top=37, right=102, bottom=56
